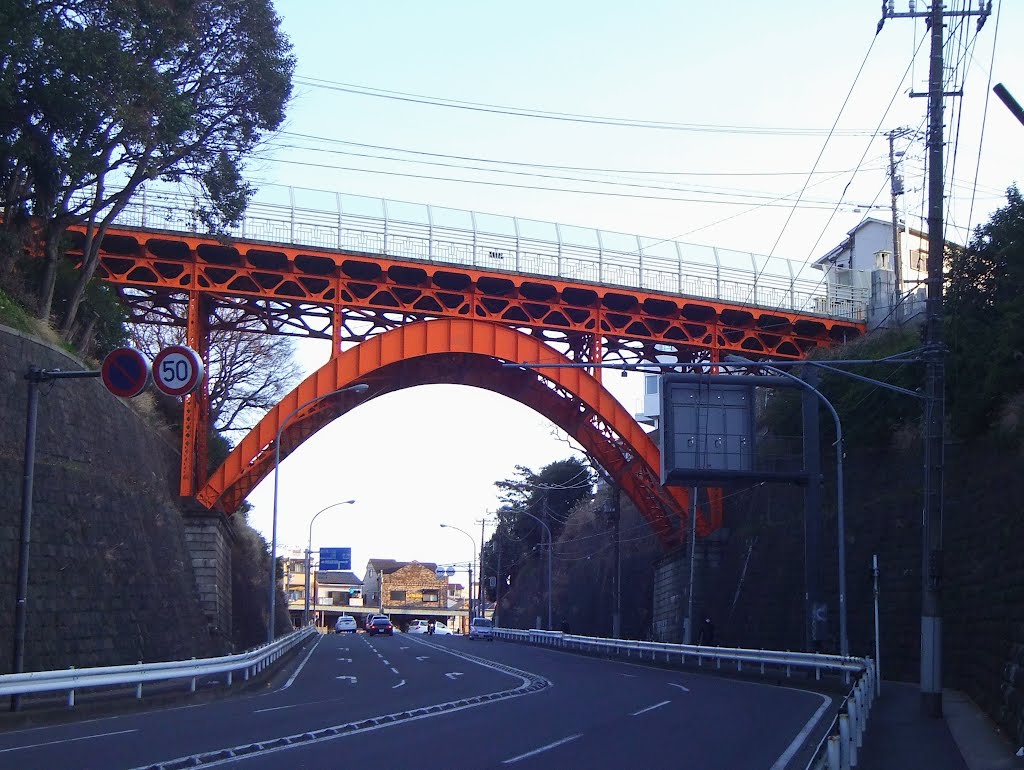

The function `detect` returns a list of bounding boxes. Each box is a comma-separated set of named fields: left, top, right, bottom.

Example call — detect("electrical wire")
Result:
left=293, top=77, right=880, bottom=137
left=254, top=154, right=876, bottom=211
left=964, top=0, right=1002, bottom=241
left=765, top=32, right=882, bottom=261
left=276, top=132, right=874, bottom=179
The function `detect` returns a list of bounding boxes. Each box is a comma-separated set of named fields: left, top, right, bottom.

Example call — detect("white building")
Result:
left=813, top=217, right=928, bottom=328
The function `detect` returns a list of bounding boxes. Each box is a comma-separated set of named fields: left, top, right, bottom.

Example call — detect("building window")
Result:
left=389, top=590, right=407, bottom=602
left=422, top=589, right=439, bottom=604
left=910, top=249, right=927, bottom=272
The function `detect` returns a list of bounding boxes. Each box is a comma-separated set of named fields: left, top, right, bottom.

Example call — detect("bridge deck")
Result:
left=74, top=186, right=865, bottom=364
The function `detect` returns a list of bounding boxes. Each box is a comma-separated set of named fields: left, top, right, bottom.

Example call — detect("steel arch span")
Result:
left=197, top=318, right=721, bottom=546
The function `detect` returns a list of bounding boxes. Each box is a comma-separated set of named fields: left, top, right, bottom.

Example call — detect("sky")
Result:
left=239, top=1, right=1024, bottom=586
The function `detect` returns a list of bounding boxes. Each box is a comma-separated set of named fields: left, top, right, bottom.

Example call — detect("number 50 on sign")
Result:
left=152, top=345, right=205, bottom=397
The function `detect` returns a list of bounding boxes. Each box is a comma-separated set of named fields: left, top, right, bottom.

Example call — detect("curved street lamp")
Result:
left=440, top=523, right=476, bottom=628
left=268, top=382, right=369, bottom=644
left=725, top=354, right=848, bottom=658
left=304, top=500, right=356, bottom=627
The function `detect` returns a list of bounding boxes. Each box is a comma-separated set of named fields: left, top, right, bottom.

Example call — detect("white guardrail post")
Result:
left=0, top=626, right=315, bottom=707
left=494, top=627, right=872, bottom=769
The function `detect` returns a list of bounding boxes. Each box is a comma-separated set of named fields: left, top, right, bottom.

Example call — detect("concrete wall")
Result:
left=0, top=325, right=222, bottom=673
left=677, top=443, right=1024, bottom=745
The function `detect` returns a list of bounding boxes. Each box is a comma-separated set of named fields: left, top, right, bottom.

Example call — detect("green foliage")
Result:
left=946, top=186, right=1024, bottom=440
left=0, top=286, right=32, bottom=331
left=0, top=0, right=295, bottom=329
left=755, top=328, right=923, bottom=450
left=14, top=250, right=128, bottom=355
left=483, top=457, right=595, bottom=609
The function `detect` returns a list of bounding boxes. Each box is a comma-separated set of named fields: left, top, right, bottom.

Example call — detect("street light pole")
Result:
left=518, top=509, right=552, bottom=631
left=440, top=524, right=476, bottom=629
left=725, top=354, right=849, bottom=658
left=268, top=383, right=368, bottom=645
left=304, top=500, right=356, bottom=627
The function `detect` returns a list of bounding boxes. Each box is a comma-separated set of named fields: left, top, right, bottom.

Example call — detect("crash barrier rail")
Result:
left=494, top=628, right=875, bottom=770
left=0, top=625, right=316, bottom=708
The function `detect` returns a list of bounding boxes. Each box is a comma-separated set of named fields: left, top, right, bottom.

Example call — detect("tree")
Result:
left=0, top=0, right=294, bottom=335
left=484, top=458, right=595, bottom=616
left=127, top=310, right=302, bottom=439
left=946, top=186, right=1024, bottom=438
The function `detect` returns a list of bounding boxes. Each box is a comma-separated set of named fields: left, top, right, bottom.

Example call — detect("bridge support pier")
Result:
left=652, top=533, right=725, bottom=644
left=183, top=504, right=234, bottom=650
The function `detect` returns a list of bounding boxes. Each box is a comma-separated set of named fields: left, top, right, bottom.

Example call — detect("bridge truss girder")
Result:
left=196, top=318, right=721, bottom=546
left=76, top=225, right=863, bottom=370
left=61, top=224, right=860, bottom=542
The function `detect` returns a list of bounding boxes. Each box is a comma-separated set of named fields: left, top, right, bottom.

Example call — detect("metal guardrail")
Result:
left=95, top=184, right=870, bottom=322
left=495, top=628, right=875, bottom=770
left=0, top=626, right=316, bottom=708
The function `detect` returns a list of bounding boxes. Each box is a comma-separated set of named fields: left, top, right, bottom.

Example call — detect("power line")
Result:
left=293, top=77, right=880, bottom=137
left=276, top=132, right=878, bottom=179
left=254, top=156, right=874, bottom=211
left=262, top=140, right=886, bottom=204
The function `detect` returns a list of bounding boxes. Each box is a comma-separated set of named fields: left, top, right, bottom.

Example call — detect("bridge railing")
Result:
left=0, top=625, right=316, bottom=708
left=494, top=627, right=875, bottom=769
left=105, top=185, right=869, bottom=322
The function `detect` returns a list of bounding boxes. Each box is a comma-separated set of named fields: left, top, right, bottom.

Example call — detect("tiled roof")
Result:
left=367, top=559, right=439, bottom=575
left=316, top=570, right=363, bottom=586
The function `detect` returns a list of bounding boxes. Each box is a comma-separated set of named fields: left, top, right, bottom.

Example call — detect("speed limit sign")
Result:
left=152, top=345, right=205, bottom=397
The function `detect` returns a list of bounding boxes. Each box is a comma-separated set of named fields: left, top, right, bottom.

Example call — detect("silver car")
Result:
left=468, top=617, right=494, bottom=641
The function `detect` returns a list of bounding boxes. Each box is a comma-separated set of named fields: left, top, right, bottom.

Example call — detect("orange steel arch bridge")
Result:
left=68, top=187, right=866, bottom=548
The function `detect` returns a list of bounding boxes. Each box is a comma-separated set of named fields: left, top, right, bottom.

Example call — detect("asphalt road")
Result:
left=0, top=632, right=833, bottom=769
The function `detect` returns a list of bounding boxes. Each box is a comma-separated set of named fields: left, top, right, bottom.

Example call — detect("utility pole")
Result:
left=879, top=0, right=992, bottom=718
left=611, top=487, right=621, bottom=638
left=886, top=127, right=914, bottom=307
left=495, top=524, right=503, bottom=627
left=476, top=516, right=488, bottom=618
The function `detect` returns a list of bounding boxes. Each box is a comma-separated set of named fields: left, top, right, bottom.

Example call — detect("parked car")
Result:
left=367, top=616, right=394, bottom=636
left=431, top=620, right=452, bottom=636
left=334, top=615, right=357, bottom=634
left=468, top=617, right=494, bottom=641
left=409, top=619, right=453, bottom=636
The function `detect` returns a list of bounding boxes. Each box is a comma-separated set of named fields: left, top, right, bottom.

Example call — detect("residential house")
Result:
left=314, top=570, right=363, bottom=630
left=279, top=547, right=309, bottom=627
left=813, top=217, right=929, bottom=328
left=362, top=559, right=455, bottom=631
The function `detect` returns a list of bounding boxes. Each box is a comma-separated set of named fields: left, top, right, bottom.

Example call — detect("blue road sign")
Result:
left=101, top=347, right=151, bottom=398
left=319, top=547, right=351, bottom=571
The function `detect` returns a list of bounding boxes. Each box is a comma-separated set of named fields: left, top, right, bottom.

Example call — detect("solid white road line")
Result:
left=0, top=729, right=138, bottom=753
left=770, top=693, right=832, bottom=770
left=501, top=734, right=582, bottom=764
left=630, top=700, right=671, bottom=716
left=281, top=633, right=322, bottom=690
left=254, top=697, right=346, bottom=714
